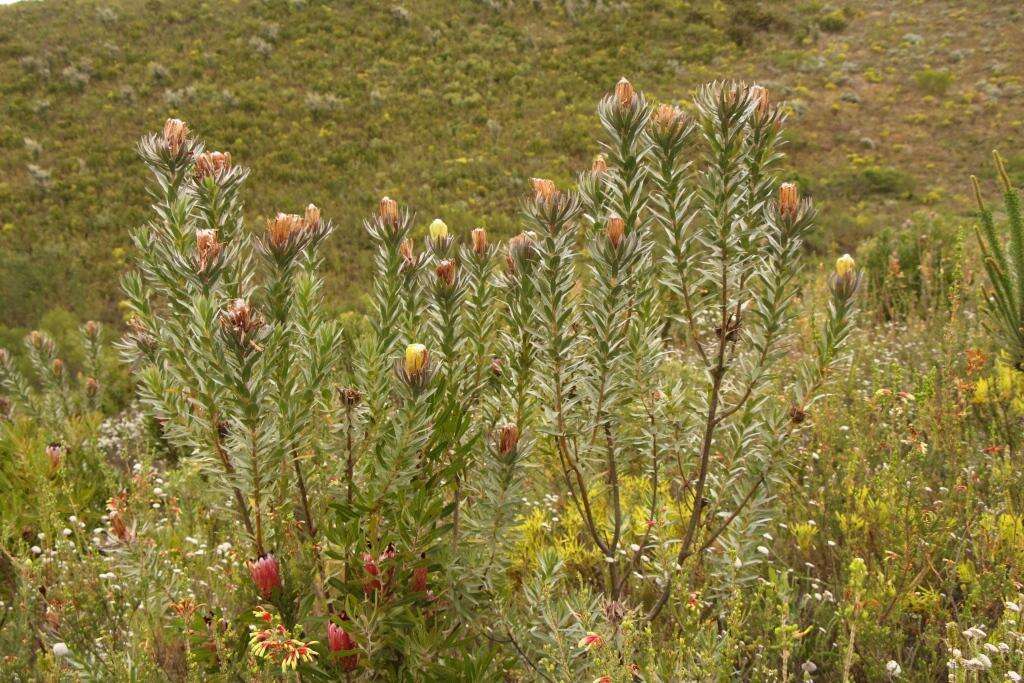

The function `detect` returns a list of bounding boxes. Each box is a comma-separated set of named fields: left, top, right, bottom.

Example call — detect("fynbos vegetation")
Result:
left=3, top=65, right=1024, bottom=679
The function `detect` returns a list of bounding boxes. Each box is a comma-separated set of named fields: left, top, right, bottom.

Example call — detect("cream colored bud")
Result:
left=303, top=203, right=321, bottom=229
left=404, top=343, right=428, bottom=376
left=591, top=154, right=608, bottom=175
left=429, top=218, right=448, bottom=241
left=836, top=254, right=855, bottom=278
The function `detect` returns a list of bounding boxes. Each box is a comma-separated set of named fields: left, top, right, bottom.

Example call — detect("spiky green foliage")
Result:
left=973, top=151, right=1024, bottom=369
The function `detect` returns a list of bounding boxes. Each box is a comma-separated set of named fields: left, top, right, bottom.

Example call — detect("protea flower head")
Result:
left=85, top=376, right=100, bottom=399
left=195, top=229, right=222, bottom=273
left=46, top=442, right=64, bottom=471
left=606, top=214, right=625, bottom=248
left=506, top=230, right=538, bottom=274
left=750, top=84, right=770, bottom=118
left=651, top=103, right=686, bottom=132
left=410, top=559, right=428, bottom=593
left=614, top=77, right=636, bottom=109
left=497, top=424, right=519, bottom=455
left=591, top=154, right=608, bottom=175
left=193, top=151, right=231, bottom=181
left=779, top=182, right=799, bottom=220
left=379, top=196, right=399, bottom=226
left=471, top=227, right=488, bottom=255
left=429, top=218, right=448, bottom=241
left=267, top=212, right=305, bottom=251
left=404, top=343, right=429, bottom=376
left=84, top=320, right=101, bottom=340
left=303, top=203, right=322, bottom=229
left=339, top=386, right=362, bottom=406
left=249, top=554, right=282, bottom=598
left=530, top=177, right=558, bottom=204
left=51, top=358, right=64, bottom=378
left=399, top=238, right=418, bottom=270
left=362, top=552, right=382, bottom=595
left=836, top=253, right=855, bottom=278
left=221, top=299, right=262, bottom=337
left=162, top=118, right=189, bottom=154
left=435, top=259, right=457, bottom=287
left=327, top=615, right=358, bottom=672
left=578, top=632, right=604, bottom=650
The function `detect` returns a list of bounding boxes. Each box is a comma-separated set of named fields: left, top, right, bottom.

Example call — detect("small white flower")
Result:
left=886, top=660, right=901, bottom=676
left=757, top=546, right=770, bottom=555
left=978, top=654, right=993, bottom=669
left=984, top=643, right=999, bottom=654
left=61, top=528, right=72, bottom=537
left=30, top=546, right=42, bottom=555
left=733, top=557, right=743, bottom=569
left=52, top=642, right=70, bottom=658
left=801, top=661, right=817, bottom=674
left=1007, top=671, right=1021, bottom=682
left=1007, top=602, right=1021, bottom=613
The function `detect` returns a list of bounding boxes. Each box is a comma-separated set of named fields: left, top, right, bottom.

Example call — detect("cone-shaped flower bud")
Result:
left=410, top=560, right=428, bottom=593
left=85, top=376, right=100, bottom=399
left=327, top=618, right=358, bottom=672
left=471, top=227, right=488, bottom=255
left=530, top=177, right=558, bottom=204
left=379, top=196, right=399, bottom=226
left=606, top=215, right=625, bottom=248
left=221, top=298, right=263, bottom=337
left=399, top=238, right=418, bottom=269
left=362, top=552, right=382, bottom=595
left=779, top=182, right=799, bottom=220
left=0, top=348, right=9, bottom=366
left=248, top=554, right=282, bottom=598
left=162, top=118, right=189, bottom=154
left=750, top=84, right=770, bottom=117
left=195, top=229, right=222, bottom=273
left=836, top=253, right=855, bottom=278
left=651, top=103, right=686, bottom=132
left=52, top=358, right=64, bottom=378
left=435, top=259, right=457, bottom=287
left=578, top=632, right=604, bottom=649
left=429, top=218, right=448, bottom=241
left=46, top=442, right=64, bottom=471
left=497, top=424, right=519, bottom=455
left=404, top=343, right=429, bottom=376
left=506, top=230, right=538, bottom=274
left=615, top=77, right=636, bottom=109
left=194, top=151, right=231, bottom=180
left=267, top=213, right=305, bottom=251
left=84, top=320, right=101, bottom=340
left=304, top=203, right=322, bottom=229
left=591, top=154, right=608, bottom=175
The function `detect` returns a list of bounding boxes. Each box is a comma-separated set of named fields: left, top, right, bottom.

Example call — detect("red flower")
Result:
left=328, top=619, right=358, bottom=672
left=249, top=554, right=282, bottom=598
left=410, top=566, right=428, bottom=593
left=362, top=552, right=382, bottom=595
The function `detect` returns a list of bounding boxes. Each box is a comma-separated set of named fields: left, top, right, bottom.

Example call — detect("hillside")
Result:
left=0, top=0, right=1021, bottom=334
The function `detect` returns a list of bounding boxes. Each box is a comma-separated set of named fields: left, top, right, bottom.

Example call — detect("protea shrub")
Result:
left=118, top=78, right=857, bottom=678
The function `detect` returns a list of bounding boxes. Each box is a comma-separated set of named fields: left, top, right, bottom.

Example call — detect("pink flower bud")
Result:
left=248, top=554, right=282, bottom=598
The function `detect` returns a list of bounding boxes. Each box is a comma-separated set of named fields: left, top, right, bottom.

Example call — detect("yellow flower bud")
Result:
left=404, top=343, right=428, bottom=376
left=429, top=219, right=448, bottom=241
left=836, top=253, right=855, bottom=277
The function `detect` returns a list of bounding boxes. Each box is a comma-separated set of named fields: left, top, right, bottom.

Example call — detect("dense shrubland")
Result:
left=1, top=77, right=1024, bottom=682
